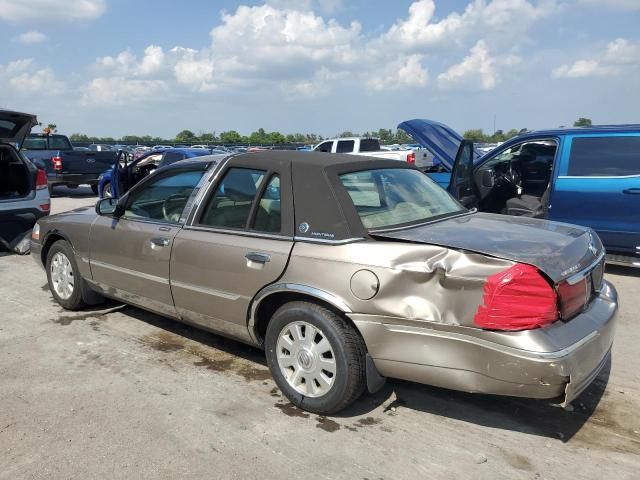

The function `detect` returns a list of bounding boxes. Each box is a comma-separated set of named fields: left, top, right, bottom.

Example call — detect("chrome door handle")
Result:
left=622, top=188, right=640, bottom=195
left=150, top=237, right=170, bottom=247
left=245, top=252, right=270, bottom=264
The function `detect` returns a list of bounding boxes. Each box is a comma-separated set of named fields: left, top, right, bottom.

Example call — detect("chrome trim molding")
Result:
left=184, top=225, right=293, bottom=241
left=248, top=283, right=353, bottom=343
left=293, top=236, right=365, bottom=245
left=565, top=253, right=606, bottom=285
left=90, top=260, right=169, bottom=285
left=170, top=280, right=241, bottom=300
left=558, top=174, right=640, bottom=179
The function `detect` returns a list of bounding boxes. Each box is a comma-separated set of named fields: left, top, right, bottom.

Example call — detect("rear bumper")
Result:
left=0, top=207, right=48, bottom=246
left=350, top=281, right=617, bottom=406
left=49, top=173, right=101, bottom=186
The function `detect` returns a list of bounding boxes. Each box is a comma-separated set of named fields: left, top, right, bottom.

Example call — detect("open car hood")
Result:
left=0, top=110, right=38, bottom=146
left=397, top=118, right=480, bottom=171
left=372, top=212, right=603, bottom=283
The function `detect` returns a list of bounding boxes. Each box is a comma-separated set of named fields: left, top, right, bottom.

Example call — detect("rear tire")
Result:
left=46, top=240, right=99, bottom=310
left=265, top=301, right=367, bottom=415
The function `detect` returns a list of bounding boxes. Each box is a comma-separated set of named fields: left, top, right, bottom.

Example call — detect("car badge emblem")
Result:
left=298, top=222, right=310, bottom=233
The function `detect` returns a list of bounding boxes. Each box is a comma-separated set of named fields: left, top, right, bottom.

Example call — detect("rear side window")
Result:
left=568, top=136, right=640, bottom=176
left=359, top=139, right=381, bottom=152
left=22, top=137, right=47, bottom=150
left=199, top=168, right=266, bottom=229
left=336, top=140, right=355, bottom=153
left=252, top=175, right=281, bottom=233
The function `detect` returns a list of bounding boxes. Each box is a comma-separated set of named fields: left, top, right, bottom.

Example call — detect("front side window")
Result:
left=199, top=168, right=266, bottom=229
left=315, top=141, right=333, bottom=153
left=568, top=136, right=640, bottom=177
left=49, top=136, right=72, bottom=150
left=339, top=168, right=463, bottom=229
left=123, top=169, right=205, bottom=223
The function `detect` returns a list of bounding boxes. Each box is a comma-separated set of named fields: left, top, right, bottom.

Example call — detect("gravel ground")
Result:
left=0, top=187, right=638, bottom=479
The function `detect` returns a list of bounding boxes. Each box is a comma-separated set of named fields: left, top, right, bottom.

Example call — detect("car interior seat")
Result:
left=202, top=172, right=257, bottom=228
left=505, top=184, right=550, bottom=218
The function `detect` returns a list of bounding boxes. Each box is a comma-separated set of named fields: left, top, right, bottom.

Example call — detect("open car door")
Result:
left=448, top=139, right=479, bottom=209
left=112, top=150, right=131, bottom=198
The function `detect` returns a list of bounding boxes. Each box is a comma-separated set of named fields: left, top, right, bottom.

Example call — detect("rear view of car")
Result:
left=0, top=136, right=50, bottom=252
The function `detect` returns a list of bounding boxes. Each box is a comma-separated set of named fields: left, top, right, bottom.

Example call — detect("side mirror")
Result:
left=95, top=197, right=120, bottom=216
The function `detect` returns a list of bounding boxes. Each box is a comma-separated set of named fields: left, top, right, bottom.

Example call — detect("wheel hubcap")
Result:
left=50, top=252, right=74, bottom=300
left=276, top=321, right=336, bottom=398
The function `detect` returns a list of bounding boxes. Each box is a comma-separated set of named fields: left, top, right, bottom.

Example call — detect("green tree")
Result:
left=338, top=131, right=355, bottom=138
left=70, top=133, right=89, bottom=142
left=175, top=130, right=196, bottom=142
left=462, top=129, right=486, bottom=142
left=573, top=117, right=592, bottom=127
left=219, top=130, right=243, bottom=144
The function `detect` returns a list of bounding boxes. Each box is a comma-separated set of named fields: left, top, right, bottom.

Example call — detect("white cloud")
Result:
left=368, top=55, right=429, bottom=91
left=81, top=77, right=168, bottom=106
left=136, top=45, right=166, bottom=76
left=16, top=30, right=47, bottom=44
left=437, top=40, right=520, bottom=91
left=577, top=0, right=640, bottom=9
left=0, top=58, right=64, bottom=94
left=553, top=38, right=640, bottom=78
left=0, top=0, right=105, bottom=22
left=381, top=0, right=556, bottom=51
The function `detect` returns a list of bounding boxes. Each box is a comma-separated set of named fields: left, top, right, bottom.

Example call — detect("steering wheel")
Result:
left=162, top=194, right=188, bottom=222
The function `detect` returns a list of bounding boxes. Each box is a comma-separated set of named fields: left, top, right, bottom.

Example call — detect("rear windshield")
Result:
left=22, top=135, right=72, bottom=150
left=359, top=139, right=380, bottom=152
left=339, top=168, right=464, bottom=230
left=568, top=136, right=640, bottom=176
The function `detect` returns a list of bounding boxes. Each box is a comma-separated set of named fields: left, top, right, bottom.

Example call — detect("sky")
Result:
left=0, top=0, right=639, bottom=138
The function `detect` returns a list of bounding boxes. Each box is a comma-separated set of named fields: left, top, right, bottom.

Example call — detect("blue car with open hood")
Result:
left=398, top=119, right=640, bottom=266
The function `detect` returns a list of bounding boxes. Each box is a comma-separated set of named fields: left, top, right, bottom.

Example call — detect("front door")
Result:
left=90, top=167, right=207, bottom=316
left=448, top=139, right=478, bottom=208
left=551, top=134, right=640, bottom=256
left=170, top=161, right=294, bottom=341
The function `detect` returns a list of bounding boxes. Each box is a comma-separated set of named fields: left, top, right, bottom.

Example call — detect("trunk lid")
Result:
left=0, top=110, right=38, bottom=147
left=372, top=212, right=603, bottom=283
left=397, top=118, right=481, bottom=171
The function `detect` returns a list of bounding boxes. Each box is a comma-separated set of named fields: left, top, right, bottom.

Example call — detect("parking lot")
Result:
left=0, top=188, right=638, bottom=480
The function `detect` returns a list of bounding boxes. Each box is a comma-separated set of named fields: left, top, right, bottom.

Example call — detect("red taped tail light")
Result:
left=35, top=168, right=47, bottom=190
left=557, top=278, right=589, bottom=320
left=474, top=264, right=558, bottom=331
left=52, top=155, right=63, bottom=171
left=407, top=152, right=416, bottom=164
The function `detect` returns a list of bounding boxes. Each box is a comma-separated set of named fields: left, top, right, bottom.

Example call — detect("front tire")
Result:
left=265, top=301, right=367, bottom=415
left=103, top=181, right=112, bottom=198
left=46, top=240, right=90, bottom=310
left=90, top=184, right=99, bottom=195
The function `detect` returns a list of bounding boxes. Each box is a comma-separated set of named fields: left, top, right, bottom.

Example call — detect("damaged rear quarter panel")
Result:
left=281, top=240, right=514, bottom=327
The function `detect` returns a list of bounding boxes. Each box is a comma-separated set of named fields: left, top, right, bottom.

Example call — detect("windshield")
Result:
left=339, top=168, right=464, bottom=230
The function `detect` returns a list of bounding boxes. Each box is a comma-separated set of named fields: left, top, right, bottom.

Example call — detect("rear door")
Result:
left=551, top=133, right=640, bottom=255
left=448, top=140, right=478, bottom=208
left=170, top=158, right=294, bottom=340
left=89, top=168, right=206, bottom=316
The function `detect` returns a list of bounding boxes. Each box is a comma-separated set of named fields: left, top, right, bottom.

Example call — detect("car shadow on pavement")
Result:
left=50, top=185, right=96, bottom=198
left=100, top=303, right=609, bottom=443
left=341, top=360, right=610, bottom=443
left=606, top=264, right=640, bottom=277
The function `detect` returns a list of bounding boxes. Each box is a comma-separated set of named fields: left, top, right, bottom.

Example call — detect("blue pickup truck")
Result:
left=399, top=119, right=640, bottom=266
left=21, top=133, right=117, bottom=195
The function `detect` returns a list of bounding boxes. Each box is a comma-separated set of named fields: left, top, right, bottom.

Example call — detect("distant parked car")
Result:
left=0, top=110, right=50, bottom=253
left=313, top=137, right=430, bottom=169
left=97, top=147, right=218, bottom=198
left=22, top=134, right=117, bottom=195
left=399, top=119, right=640, bottom=266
